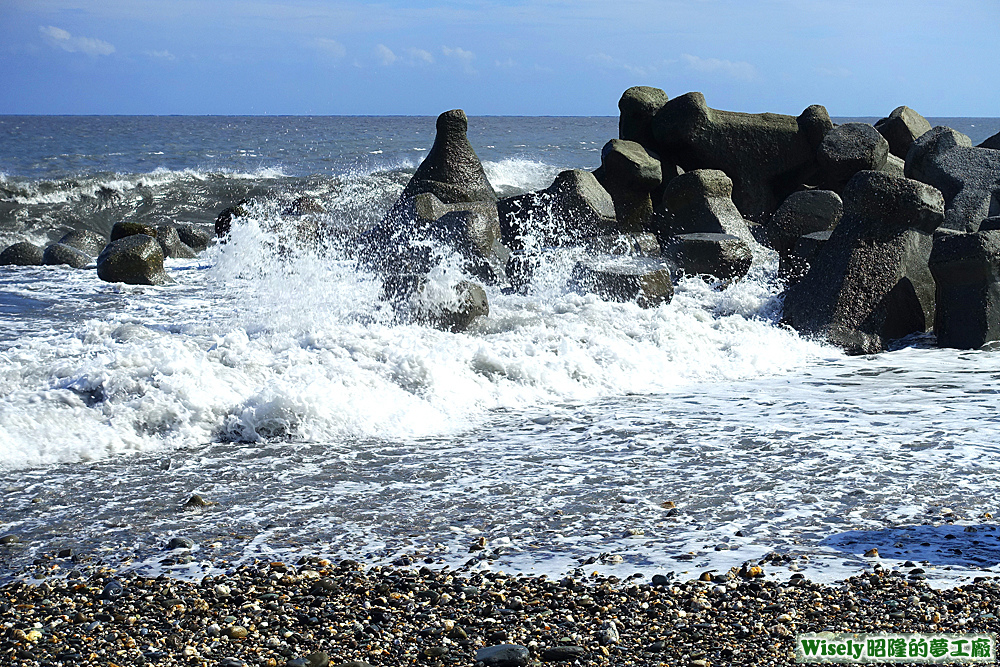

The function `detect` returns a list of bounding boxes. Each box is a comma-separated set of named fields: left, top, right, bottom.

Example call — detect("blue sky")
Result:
left=1, top=0, right=998, bottom=116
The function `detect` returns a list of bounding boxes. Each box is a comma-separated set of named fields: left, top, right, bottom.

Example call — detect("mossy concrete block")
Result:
left=97, top=234, right=173, bottom=285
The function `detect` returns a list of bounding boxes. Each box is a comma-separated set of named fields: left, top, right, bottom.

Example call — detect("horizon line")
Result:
left=2, top=113, right=998, bottom=119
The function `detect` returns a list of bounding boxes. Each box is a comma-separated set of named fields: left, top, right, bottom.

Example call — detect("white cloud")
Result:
left=372, top=45, right=433, bottom=66
left=586, top=52, right=651, bottom=77
left=405, top=47, right=434, bottom=65
left=681, top=53, right=756, bottom=81
left=144, top=49, right=175, bottom=60
left=314, top=38, right=346, bottom=58
left=495, top=57, right=516, bottom=69
left=442, top=45, right=476, bottom=73
left=39, top=25, right=115, bottom=56
left=376, top=43, right=396, bottom=65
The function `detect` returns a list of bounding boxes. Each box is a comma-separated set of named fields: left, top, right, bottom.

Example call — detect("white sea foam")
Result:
left=482, top=158, right=560, bottom=193
left=0, top=213, right=829, bottom=473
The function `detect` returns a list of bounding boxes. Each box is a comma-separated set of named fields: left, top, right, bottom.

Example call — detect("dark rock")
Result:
left=817, top=123, right=890, bottom=193
left=875, top=106, right=933, bottom=159
left=166, top=536, right=194, bottom=550
left=981, top=216, right=1000, bottom=231
left=303, top=651, right=331, bottom=667
left=882, top=153, right=906, bottom=178
left=110, top=220, right=158, bottom=242
left=359, top=229, right=435, bottom=285
left=651, top=91, right=832, bottom=220
left=600, top=139, right=662, bottom=230
left=619, top=86, right=669, bottom=151
left=475, top=644, right=530, bottom=667
left=99, top=580, right=123, bottom=600
left=43, top=243, right=92, bottom=269
left=97, top=235, right=173, bottom=286
left=273, top=216, right=323, bottom=253
left=540, top=646, right=587, bottom=662
left=155, top=225, right=197, bottom=259
left=362, top=111, right=504, bottom=287
left=57, top=229, right=107, bottom=256
left=285, top=196, right=326, bottom=216
left=581, top=232, right=661, bottom=256
left=664, top=233, right=752, bottom=282
left=905, top=126, right=1000, bottom=232
left=499, top=169, right=618, bottom=250
left=769, top=189, right=842, bottom=283
left=183, top=494, right=213, bottom=508
left=503, top=250, right=538, bottom=292
left=571, top=256, right=674, bottom=308
left=782, top=170, right=944, bottom=354
left=175, top=223, right=213, bottom=251
left=427, top=207, right=507, bottom=283
left=392, top=278, right=489, bottom=333
left=506, top=232, right=660, bottom=294
left=660, top=169, right=752, bottom=242
left=769, top=190, right=843, bottom=255
left=0, top=535, right=20, bottom=545
left=357, top=194, right=506, bottom=284
left=216, top=201, right=251, bottom=238
left=980, top=131, right=1000, bottom=151
left=783, top=230, right=834, bottom=285
left=423, top=647, right=449, bottom=658
left=387, top=109, right=496, bottom=218
left=929, top=229, right=1000, bottom=349
left=0, top=241, right=44, bottom=266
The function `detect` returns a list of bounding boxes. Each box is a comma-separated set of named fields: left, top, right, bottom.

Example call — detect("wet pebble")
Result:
left=166, top=536, right=194, bottom=550
left=476, top=644, right=531, bottom=667
left=540, top=645, right=587, bottom=661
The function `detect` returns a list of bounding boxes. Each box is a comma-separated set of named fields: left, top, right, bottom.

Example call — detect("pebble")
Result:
left=598, top=619, right=620, bottom=645
left=540, top=645, right=587, bottom=661
left=5, top=554, right=1000, bottom=667
left=99, top=579, right=123, bottom=600
left=166, top=536, right=194, bottom=550
left=183, top=494, right=214, bottom=508
left=476, top=644, right=531, bottom=667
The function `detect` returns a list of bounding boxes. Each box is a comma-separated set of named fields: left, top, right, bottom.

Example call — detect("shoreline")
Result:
left=4, top=554, right=1000, bottom=667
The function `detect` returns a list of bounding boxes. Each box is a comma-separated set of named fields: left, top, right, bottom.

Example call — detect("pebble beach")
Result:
left=4, top=550, right=1000, bottom=667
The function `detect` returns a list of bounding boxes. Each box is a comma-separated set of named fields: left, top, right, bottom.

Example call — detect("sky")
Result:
left=1, top=0, right=998, bottom=116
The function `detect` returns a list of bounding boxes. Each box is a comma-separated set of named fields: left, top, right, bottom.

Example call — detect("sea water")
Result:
left=1, top=115, right=999, bottom=588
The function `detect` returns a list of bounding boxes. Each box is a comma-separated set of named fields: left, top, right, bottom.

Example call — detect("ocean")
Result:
left=1, top=114, right=999, bottom=589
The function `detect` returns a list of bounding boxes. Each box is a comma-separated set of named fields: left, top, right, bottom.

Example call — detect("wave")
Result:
left=482, top=158, right=561, bottom=197
left=0, top=166, right=290, bottom=206
left=0, top=213, right=834, bottom=471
